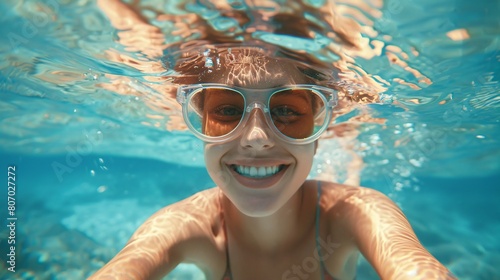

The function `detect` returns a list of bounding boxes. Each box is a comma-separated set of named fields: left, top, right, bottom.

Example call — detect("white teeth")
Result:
left=234, top=165, right=282, bottom=178
left=266, top=166, right=272, bottom=174
left=257, top=167, right=266, bottom=177
left=250, top=166, right=258, bottom=176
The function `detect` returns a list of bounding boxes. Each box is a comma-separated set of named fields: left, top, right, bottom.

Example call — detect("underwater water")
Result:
left=0, top=0, right=499, bottom=279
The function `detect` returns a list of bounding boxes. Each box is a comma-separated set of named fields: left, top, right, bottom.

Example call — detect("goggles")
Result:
left=176, top=83, right=337, bottom=144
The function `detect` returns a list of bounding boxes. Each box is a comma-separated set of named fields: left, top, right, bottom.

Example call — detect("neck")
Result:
left=222, top=184, right=317, bottom=253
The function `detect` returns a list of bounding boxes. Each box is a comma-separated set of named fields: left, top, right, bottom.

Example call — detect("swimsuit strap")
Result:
left=315, top=180, right=326, bottom=280
left=223, top=226, right=233, bottom=280
left=221, top=194, right=234, bottom=280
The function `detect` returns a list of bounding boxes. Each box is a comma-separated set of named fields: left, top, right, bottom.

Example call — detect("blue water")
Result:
left=1, top=0, right=499, bottom=279
left=1, top=154, right=498, bottom=279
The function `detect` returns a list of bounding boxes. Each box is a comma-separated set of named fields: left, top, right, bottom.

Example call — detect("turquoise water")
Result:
left=1, top=0, right=499, bottom=279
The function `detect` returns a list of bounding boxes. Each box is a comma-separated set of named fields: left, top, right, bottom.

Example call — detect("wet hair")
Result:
left=164, top=43, right=337, bottom=87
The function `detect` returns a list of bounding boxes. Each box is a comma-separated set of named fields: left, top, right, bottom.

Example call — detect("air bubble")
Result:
left=409, top=159, right=422, bottom=167
left=399, top=168, right=411, bottom=177
left=84, top=68, right=100, bottom=81
left=205, top=57, right=213, bottom=68
left=403, top=123, right=413, bottom=128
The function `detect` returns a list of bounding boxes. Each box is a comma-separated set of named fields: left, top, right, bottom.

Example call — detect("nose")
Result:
left=240, top=109, right=275, bottom=150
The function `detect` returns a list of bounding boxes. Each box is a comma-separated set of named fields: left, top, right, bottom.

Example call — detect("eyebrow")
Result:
left=272, top=89, right=312, bottom=104
left=228, top=83, right=288, bottom=89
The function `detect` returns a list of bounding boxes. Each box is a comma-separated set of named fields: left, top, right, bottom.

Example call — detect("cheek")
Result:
left=291, top=144, right=316, bottom=174
left=204, top=144, right=232, bottom=186
left=204, top=144, right=221, bottom=168
left=293, top=143, right=316, bottom=159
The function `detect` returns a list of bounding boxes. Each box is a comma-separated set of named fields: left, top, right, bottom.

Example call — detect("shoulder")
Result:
left=130, top=187, right=226, bottom=259
left=315, top=181, right=456, bottom=279
left=317, top=180, right=390, bottom=211
left=136, top=188, right=225, bottom=246
left=138, top=188, right=228, bottom=271
left=316, top=180, right=398, bottom=237
left=133, top=188, right=222, bottom=236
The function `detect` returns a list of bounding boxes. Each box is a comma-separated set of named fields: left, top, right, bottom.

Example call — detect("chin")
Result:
left=233, top=201, right=281, bottom=217
left=227, top=187, right=294, bottom=218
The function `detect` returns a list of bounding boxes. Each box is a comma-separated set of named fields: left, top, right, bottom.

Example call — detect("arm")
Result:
left=342, top=187, right=456, bottom=280
left=89, top=189, right=222, bottom=280
left=88, top=210, right=182, bottom=279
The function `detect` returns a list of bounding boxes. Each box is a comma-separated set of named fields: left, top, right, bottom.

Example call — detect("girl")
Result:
left=90, top=46, right=456, bottom=280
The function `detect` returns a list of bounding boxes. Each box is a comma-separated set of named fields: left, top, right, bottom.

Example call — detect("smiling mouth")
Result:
left=231, top=164, right=286, bottom=179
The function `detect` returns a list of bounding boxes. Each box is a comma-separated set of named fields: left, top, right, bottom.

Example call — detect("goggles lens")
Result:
left=181, top=85, right=334, bottom=143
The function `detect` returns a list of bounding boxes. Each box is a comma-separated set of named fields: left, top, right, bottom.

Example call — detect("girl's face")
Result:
left=202, top=59, right=318, bottom=217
